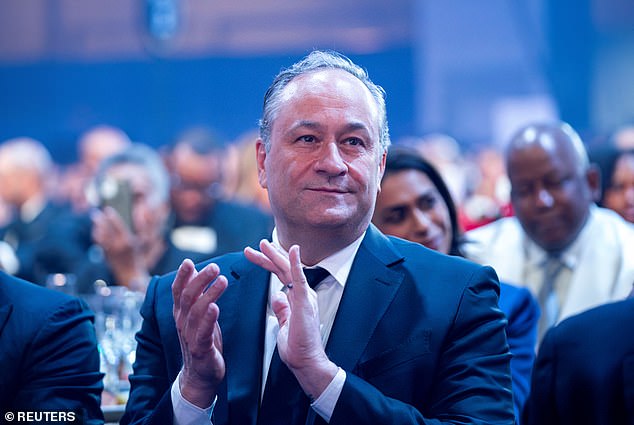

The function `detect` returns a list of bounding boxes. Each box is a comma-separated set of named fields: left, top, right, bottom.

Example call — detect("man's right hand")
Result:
left=172, top=259, right=228, bottom=408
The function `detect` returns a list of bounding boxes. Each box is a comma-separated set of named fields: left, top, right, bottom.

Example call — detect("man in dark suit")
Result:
left=165, top=127, right=273, bottom=257
left=0, top=137, right=79, bottom=285
left=0, top=271, right=103, bottom=423
left=523, top=297, right=634, bottom=425
left=122, top=50, right=514, bottom=425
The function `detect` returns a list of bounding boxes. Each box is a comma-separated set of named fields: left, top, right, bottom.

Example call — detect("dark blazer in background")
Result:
left=0, top=201, right=78, bottom=285
left=122, top=225, right=514, bottom=425
left=499, top=282, right=540, bottom=423
left=523, top=297, right=634, bottom=425
left=0, top=272, right=104, bottom=423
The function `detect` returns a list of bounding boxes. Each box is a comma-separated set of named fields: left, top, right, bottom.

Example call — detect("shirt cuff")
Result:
left=171, top=370, right=216, bottom=425
left=311, top=367, right=346, bottom=422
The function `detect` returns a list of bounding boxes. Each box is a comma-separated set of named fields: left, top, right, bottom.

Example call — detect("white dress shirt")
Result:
left=464, top=206, right=634, bottom=325
left=171, top=229, right=365, bottom=425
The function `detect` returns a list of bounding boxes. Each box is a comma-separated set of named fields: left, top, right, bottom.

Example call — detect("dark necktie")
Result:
left=257, top=267, right=330, bottom=425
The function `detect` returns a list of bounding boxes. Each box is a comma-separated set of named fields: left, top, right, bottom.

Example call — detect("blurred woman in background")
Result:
left=372, top=146, right=539, bottom=423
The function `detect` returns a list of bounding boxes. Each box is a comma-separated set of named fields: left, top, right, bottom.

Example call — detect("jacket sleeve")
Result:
left=120, top=276, right=176, bottom=425
left=503, top=285, right=539, bottom=423
left=14, top=297, right=104, bottom=425
left=330, top=266, right=515, bottom=425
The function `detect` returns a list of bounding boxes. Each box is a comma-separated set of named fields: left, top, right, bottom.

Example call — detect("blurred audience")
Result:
left=72, top=143, right=208, bottom=293
left=402, top=133, right=471, bottom=207
left=372, top=147, right=539, bottom=423
left=225, top=129, right=271, bottom=212
left=590, top=145, right=634, bottom=223
left=460, top=146, right=513, bottom=230
left=523, top=297, right=634, bottom=425
left=611, top=123, right=634, bottom=150
left=0, top=137, right=78, bottom=284
left=60, top=125, right=131, bottom=213
left=165, top=126, right=273, bottom=256
left=0, top=270, right=103, bottom=423
left=464, top=122, right=634, bottom=343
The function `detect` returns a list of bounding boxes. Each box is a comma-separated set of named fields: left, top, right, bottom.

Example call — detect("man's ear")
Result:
left=256, top=138, right=268, bottom=189
left=377, top=150, right=387, bottom=192
left=586, top=163, right=602, bottom=202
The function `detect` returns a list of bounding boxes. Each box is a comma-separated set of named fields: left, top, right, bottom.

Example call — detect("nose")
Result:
left=315, top=142, right=347, bottom=176
left=536, top=187, right=554, bottom=208
left=411, top=208, right=432, bottom=234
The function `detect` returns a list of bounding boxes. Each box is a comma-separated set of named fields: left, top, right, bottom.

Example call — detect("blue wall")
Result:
left=0, top=47, right=415, bottom=164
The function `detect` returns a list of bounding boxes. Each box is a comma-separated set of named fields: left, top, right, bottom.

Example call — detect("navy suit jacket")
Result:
left=499, top=283, right=539, bottom=423
left=0, top=272, right=104, bottom=423
left=523, top=297, right=634, bottom=425
left=122, top=225, right=514, bottom=425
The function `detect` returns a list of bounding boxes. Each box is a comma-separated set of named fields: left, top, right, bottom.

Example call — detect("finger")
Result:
left=244, top=242, right=292, bottom=284
left=184, top=276, right=227, bottom=353
left=288, top=245, right=308, bottom=291
left=102, top=206, right=129, bottom=235
left=244, top=246, right=278, bottom=272
left=259, top=240, right=292, bottom=273
left=180, top=263, right=221, bottom=313
left=271, top=290, right=291, bottom=327
left=172, top=259, right=196, bottom=311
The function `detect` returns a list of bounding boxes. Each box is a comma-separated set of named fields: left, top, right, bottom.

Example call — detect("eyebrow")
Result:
left=288, top=120, right=372, bottom=135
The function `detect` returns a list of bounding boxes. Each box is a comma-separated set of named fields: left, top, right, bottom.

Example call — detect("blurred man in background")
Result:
left=165, top=126, right=273, bottom=256
left=464, top=122, right=634, bottom=342
left=0, top=137, right=78, bottom=284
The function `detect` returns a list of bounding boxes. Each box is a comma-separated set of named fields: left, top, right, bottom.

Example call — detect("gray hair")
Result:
left=0, top=137, right=53, bottom=177
left=258, top=50, right=391, bottom=153
left=94, top=143, right=170, bottom=206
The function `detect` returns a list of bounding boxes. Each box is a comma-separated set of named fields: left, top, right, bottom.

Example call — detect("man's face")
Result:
left=169, top=145, right=222, bottom=224
left=508, top=139, right=592, bottom=253
left=257, top=69, right=385, bottom=237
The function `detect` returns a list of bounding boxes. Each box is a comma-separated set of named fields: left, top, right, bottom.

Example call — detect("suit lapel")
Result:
left=325, top=225, right=404, bottom=372
left=219, top=256, right=270, bottom=425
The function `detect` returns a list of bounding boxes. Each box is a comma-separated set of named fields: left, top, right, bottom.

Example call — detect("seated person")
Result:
left=121, top=50, right=514, bottom=425
left=463, top=122, right=634, bottom=342
left=0, top=271, right=103, bottom=423
left=72, top=143, right=208, bottom=293
left=165, top=127, right=273, bottom=256
left=590, top=144, right=634, bottom=223
left=523, top=297, right=634, bottom=425
left=372, top=147, right=539, bottom=422
left=0, top=137, right=79, bottom=285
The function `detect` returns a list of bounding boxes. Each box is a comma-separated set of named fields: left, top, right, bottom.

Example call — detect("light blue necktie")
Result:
left=537, top=255, right=565, bottom=341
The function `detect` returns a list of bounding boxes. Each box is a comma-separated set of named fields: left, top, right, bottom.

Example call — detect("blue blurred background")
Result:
left=1, top=0, right=633, bottom=163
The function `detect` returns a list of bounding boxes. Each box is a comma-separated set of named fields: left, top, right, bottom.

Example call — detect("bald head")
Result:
left=505, top=122, right=600, bottom=253
left=506, top=122, right=589, bottom=175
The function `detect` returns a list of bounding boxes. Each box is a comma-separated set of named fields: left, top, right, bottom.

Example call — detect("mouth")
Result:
left=306, top=187, right=348, bottom=194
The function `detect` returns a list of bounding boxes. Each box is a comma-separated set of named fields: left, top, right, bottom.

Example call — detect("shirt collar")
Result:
left=271, top=227, right=366, bottom=288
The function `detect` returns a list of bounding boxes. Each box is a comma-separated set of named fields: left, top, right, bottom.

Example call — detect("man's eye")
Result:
left=343, top=137, right=364, bottom=147
left=298, top=135, right=316, bottom=143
